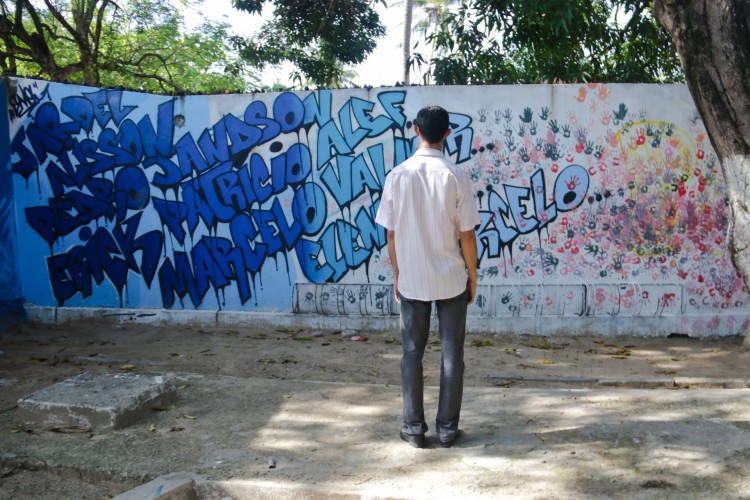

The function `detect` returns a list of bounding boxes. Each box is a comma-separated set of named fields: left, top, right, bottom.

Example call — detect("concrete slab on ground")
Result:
left=17, top=372, right=177, bottom=430
left=112, top=471, right=199, bottom=500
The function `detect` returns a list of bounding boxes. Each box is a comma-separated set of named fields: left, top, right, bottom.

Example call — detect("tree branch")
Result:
left=41, top=0, right=87, bottom=51
left=10, top=1, right=61, bottom=76
left=92, top=0, right=114, bottom=57
left=100, top=51, right=187, bottom=92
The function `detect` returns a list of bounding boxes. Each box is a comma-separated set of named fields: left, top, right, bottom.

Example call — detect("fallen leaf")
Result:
left=471, top=340, right=494, bottom=347
left=608, top=348, right=631, bottom=357
left=541, top=359, right=555, bottom=365
left=169, top=426, right=185, bottom=432
left=152, top=406, right=176, bottom=412
left=671, top=357, right=688, bottom=362
left=275, top=327, right=303, bottom=334
left=47, top=426, right=90, bottom=434
left=148, top=423, right=156, bottom=432
left=641, top=479, right=675, bottom=489
left=119, top=364, right=136, bottom=372
left=522, top=341, right=568, bottom=350
left=182, top=414, right=197, bottom=420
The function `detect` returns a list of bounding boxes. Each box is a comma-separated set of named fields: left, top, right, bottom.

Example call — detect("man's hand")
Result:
left=467, top=276, right=477, bottom=304
left=387, top=230, right=400, bottom=303
left=459, top=229, right=478, bottom=304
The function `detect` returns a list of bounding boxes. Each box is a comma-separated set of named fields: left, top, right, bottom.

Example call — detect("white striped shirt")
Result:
left=376, top=148, right=480, bottom=301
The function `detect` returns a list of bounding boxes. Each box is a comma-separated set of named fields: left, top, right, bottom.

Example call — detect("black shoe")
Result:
left=400, top=431, right=425, bottom=449
left=439, top=431, right=461, bottom=448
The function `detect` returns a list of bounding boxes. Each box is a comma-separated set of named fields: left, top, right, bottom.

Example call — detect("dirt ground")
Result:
left=1, top=321, right=750, bottom=498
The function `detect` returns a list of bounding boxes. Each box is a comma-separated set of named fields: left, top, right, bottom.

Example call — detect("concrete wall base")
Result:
left=20, top=304, right=747, bottom=338
left=0, top=298, right=26, bottom=332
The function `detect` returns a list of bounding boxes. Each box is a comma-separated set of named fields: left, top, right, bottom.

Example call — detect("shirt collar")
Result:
left=414, top=147, right=444, bottom=158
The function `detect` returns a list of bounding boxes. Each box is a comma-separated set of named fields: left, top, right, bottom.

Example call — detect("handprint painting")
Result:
left=465, top=84, right=746, bottom=334
left=4, top=79, right=749, bottom=336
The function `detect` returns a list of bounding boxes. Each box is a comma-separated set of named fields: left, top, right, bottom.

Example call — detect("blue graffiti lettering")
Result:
left=302, top=90, right=332, bottom=128
left=445, top=112, right=473, bottom=164
left=292, top=182, right=327, bottom=235
left=230, top=212, right=267, bottom=274
left=46, top=218, right=159, bottom=305
left=477, top=165, right=590, bottom=261
left=320, top=152, right=381, bottom=208
left=12, top=86, right=475, bottom=307
left=273, top=92, right=305, bottom=133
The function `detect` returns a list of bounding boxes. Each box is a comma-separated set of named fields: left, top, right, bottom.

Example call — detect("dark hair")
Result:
left=414, top=105, right=450, bottom=144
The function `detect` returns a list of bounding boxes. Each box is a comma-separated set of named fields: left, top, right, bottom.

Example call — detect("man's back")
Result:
left=378, top=148, right=477, bottom=301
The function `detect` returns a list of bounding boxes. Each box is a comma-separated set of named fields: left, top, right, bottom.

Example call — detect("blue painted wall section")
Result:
left=0, top=78, right=24, bottom=323
left=9, top=80, right=479, bottom=310
left=6, top=79, right=750, bottom=335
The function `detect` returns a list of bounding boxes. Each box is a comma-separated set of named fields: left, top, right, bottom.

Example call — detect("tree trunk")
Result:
left=403, top=0, right=413, bottom=85
left=653, top=0, right=750, bottom=343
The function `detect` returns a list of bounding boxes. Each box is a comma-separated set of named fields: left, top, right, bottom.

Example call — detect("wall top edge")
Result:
left=1, top=75, right=689, bottom=98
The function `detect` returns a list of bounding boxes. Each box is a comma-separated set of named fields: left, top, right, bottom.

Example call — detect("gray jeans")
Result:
left=399, top=290, right=468, bottom=441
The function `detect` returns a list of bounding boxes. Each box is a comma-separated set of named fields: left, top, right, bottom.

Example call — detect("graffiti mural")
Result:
left=0, top=79, right=22, bottom=316
left=5, top=78, right=750, bottom=334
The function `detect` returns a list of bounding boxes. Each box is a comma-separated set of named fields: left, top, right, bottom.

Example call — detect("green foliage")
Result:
left=418, top=0, right=684, bottom=84
left=0, top=0, right=255, bottom=93
left=232, top=0, right=386, bottom=87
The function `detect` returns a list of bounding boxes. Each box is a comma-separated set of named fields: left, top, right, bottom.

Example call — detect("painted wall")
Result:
left=5, top=77, right=750, bottom=335
left=0, top=79, right=24, bottom=324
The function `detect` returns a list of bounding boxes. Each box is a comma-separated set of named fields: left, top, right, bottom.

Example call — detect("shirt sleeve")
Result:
left=375, top=174, right=395, bottom=230
left=455, top=171, right=480, bottom=232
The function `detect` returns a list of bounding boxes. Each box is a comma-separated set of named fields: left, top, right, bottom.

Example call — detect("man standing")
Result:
left=376, top=105, right=480, bottom=449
